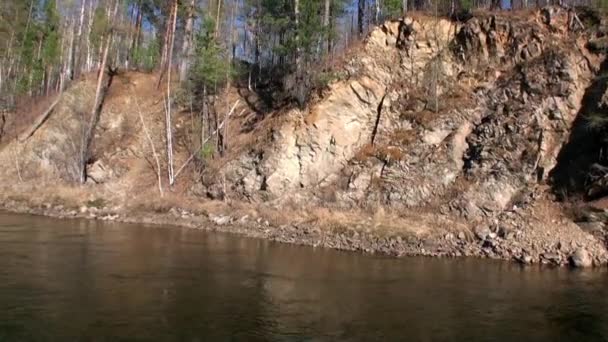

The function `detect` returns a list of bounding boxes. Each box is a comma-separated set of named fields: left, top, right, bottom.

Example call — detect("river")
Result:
left=1, top=212, right=608, bottom=341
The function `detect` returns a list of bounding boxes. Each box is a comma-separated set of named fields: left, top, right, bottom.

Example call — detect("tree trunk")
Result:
left=129, top=0, right=143, bottom=67
left=255, top=0, right=261, bottom=74
left=124, top=0, right=135, bottom=68
left=179, top=0, right=196, bottom=82
left=66, top=19, right=75, bottom=85
left=3, top=29, right=15, bottom=92
left=294, top=0, right=304, bottom=105
left=157, top=2, right=176, bottom=88
left=324, top=0, right=331, bottom=54
left=165, top=0, right=179, bottom=186
left=17, top=0, right=34, bottom=95
left=115, top=3, right=125, bottom=69
left=0, top=108, right=5, bottom=142
left=159, top=7, right=172, bottom=73
left=295, top=0, right=301, bottom=69
left=81, top=0, right=118, bottom=184
left=29, top=38, right=43, bottom=96
left=403, top=0, right=408, bottom=12
left=222, top=1, right=238, bottom=154
left=358, top=0, right=366, bottom=37
left=85, top=0, right=94, bottom=72
left=73, top=0, right=86, bottom=79
left=215, top=0, right=223, bottom=37
left=133, top=1, right=143, bottom=53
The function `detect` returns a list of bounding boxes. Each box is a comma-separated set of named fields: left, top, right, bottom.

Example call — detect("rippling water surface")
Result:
left=1, top=212, right=608, bottom=341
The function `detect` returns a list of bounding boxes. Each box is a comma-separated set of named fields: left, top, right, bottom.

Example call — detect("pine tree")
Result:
left=191, top=16, right=231, bottom=91
left=383, top=0, right=405, bottom=16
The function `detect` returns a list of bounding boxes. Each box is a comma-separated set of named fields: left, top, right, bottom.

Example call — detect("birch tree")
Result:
left=165, top=0, right=178, bottom=186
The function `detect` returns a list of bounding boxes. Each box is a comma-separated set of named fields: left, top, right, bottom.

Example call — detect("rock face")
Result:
left=216, top=8, right=600, bottom=213
left=197, top=7, right=608, bottom=264
left=220, top=17, right=458, bottom=200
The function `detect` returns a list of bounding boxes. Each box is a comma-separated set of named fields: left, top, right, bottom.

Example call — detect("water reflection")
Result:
left=0, top=213, right=607, bottom=341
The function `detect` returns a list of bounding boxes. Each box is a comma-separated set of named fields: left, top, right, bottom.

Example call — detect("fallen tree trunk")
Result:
left=80, top=66, right=117, bottom=184
left=80, top=0, right=118, bottom=184
left=18, top=95, right=62, bottom=142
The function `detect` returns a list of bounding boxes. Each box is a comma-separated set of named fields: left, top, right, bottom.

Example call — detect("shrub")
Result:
left=86, top=198, right=106, bottom=209
left=199, top=142, right=215, bottom=160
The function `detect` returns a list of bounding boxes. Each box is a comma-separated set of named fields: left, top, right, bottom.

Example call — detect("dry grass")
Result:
left=391, top=128, right=418, bottom=145
left=354, top=143, right=376, bottom=162
left=353, top=143, right=405, bottom=164
left=376, top=145, right=405, bottom=162
left=402, top=109, right=440, bottom=128
left=0, top=182, right=92, bottom=210
left=0, top=94, right=60, bottom=148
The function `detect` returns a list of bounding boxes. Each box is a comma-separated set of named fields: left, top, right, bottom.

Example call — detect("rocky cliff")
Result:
left=201, top=7, right=608, bottom=265
left=219, top=8, right=596, bottom=207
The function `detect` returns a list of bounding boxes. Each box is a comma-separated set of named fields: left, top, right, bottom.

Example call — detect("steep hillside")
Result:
left=2, top=7, right=608, bottom=267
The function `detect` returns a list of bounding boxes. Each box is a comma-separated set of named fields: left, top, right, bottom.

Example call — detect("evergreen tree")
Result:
left=191, top=16, right=231, bottom=92
left=383, top=0, right=405, bottom=16
left=42, top=0, right=61, bottom=92
left=90, top=4, right=110, bottom=58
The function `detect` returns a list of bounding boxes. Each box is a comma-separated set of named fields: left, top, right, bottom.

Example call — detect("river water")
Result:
left=1, top=212, right=608, bottom=341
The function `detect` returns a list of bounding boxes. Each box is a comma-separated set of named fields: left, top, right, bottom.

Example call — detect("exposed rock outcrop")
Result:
left=200, top=7, right=608, bottom=264
left=218, top=8, right=599, bottom=213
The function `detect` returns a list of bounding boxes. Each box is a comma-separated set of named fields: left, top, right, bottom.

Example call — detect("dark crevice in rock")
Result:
left=371, top=92, right=387, bottom=145
left=550, top=58, right=608, bottom=200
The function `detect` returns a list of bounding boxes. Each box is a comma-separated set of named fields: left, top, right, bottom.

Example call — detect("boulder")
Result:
left=209, top=214, right=231, bottom=226
left=570, top=248, right=593, bottom=268
left=474, top=226, right=492, bottom=240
